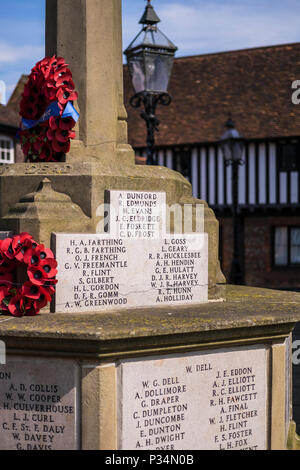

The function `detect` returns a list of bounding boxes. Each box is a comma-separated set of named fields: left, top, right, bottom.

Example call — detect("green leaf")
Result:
left=2, top=297, right=11, bottom=307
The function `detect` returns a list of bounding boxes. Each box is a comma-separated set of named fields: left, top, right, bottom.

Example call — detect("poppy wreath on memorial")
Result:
left=19, top=55, right=79, bottom=162
left=0, top=233, right=57, bottom=317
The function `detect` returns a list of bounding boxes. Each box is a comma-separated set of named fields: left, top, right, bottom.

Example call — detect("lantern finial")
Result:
left=225, top=113, right=235, bottom=129
left=139, top=0, right=161, bottom=25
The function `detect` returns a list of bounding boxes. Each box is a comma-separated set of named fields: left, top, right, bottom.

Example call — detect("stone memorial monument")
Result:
left=0, top=0, right=300, bottom=451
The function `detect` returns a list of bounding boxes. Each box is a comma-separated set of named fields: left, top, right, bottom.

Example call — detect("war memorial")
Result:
left=0, top=0, right=300, bottom=451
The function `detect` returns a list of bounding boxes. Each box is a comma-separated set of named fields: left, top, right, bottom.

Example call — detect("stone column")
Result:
left=46, top=0, right=133, bottom=166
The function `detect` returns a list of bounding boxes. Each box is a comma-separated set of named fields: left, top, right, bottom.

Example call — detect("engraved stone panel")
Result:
left=52, top=232, right=208, bottom=313
left=105, top=190, right=166, bottom=239
left=0, top=357, right=79, bottom=450
left=118, top=346, right=268, bottom=450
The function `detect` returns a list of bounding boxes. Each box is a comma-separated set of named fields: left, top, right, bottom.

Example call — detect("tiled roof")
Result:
left=0, top=74, right=26, bottom=130
left=0, top=104, right=19, bottom=129
left=7, top=74, right=28, bottom=112
left=2, top=44, right=300, bottom=145
left=124, top=43, right=300, bottom=147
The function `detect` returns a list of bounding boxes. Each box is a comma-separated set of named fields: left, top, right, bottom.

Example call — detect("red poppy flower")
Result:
left=41, top=56, right=59, bottom=79
left=33, top=124, right=46, bottom=139
left=22, top=281, right=52, bottom=302
left=12, top=232, right=33, bottom=245
left=0, top=258, right=17, bottom=274
left=49, top=116, right=61, bottom=131
left=55, top=129, right=70, bottom=143
left=36, top=245, right=55, bottom=262
left=11, top=232, right=33, bottom=256
left=54, top=58, right=69, bottom=75
left=23, top=301, right=38, bottom=316
left=33, top=138, right=44, bottom=153
left=22, top=85, right=31, bottom=98
left=39, top=142, right=53, bottom=161
left=21, top=141, right=31, bottom=156
left=24, top=104, right=40, bottom=120
left=27, top=266, right=48, bottom=285
left=54, top=67, right=72, bottom=83
left=46, top=128, right=55, bottom=141
left=56, top=76, right=75, bottom=90
left=56, top=87, right=78, bottom=106
left=14, top=242, right=33, bottom=263
left=33, top=292, right=50, bottom=312
left=0, top=273, right=13, bottom=288
left=0, top=286, right=9, bottom=301
left=59, top=117, right=75, bottom=131
left=56, top=129, right=75, bottom=141
left=52, top=138, right=70, bottom=154
left=0, top=286, right=10, bottom=312
left=46, top=284, right=56, bottom=295
left=8, top=294, right=26, bottom=317
left=8, top=234, right=33, bottom=265
left=28, top=258, right=58, bottom=286
left=39, top=258, right=58, bottom=276
left=44, top=83, right=58, bottom=102
left=1, top=238, right=15, bottom=260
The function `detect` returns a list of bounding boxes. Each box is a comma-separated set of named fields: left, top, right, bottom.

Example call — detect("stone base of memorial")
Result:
left=0, top=286, right=300, bottom=450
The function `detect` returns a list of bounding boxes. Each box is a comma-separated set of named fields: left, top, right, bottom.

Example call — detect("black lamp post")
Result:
left=220, top=117, right=245, bottom=285
left=124, top=0, right=177, bottom=165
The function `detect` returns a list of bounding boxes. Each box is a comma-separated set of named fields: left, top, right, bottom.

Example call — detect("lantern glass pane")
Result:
left=127, top=30, right=147, bottom=50
left=144, top=53, right=174, bottom=93
left=128, top=55, right=146, bottom=94
left=220, top=141, right=232, bottom=161
left=143, top=27, right=175, bottom=48
left=232, top=141, right=244, bottom=161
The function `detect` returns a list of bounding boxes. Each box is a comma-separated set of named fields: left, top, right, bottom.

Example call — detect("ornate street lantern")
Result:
left=124, top=0, right=178, bottom=165
left=220, top=117, right=245, bottom=165
left=219, top=117, right=245, bottom=285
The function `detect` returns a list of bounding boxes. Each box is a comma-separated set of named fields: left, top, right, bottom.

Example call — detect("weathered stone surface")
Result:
left=119, top=346, right=267, bottom=450
left=1, top=178, right=93, bottom=247
left=0, top=357, right=79, bottom=450
left=52, top=232, right=208, bottom=313
left=0, top=286, right=299, bottom=358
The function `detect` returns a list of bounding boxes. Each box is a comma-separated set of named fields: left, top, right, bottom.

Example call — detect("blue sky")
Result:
left=1, top=0, right=300, bottom=103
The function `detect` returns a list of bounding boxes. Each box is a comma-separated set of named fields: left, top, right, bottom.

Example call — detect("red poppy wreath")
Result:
left=19, top=55, right=79, bottom=163
left=0, top=233, right=57, bottom=317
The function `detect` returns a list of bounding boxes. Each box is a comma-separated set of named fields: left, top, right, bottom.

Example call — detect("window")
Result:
left=274, top=227, right=300, bottom=266
left=278, top=142, right=300, bottom=172
left=0, top=136, right=14, bottom=164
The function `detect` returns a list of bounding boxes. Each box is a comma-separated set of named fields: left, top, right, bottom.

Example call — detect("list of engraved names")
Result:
left=0, top=358, right=78, bottom=450
left=53, top=233, right=208, bottom=313
left=119, top=347, right=267, bottom=450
